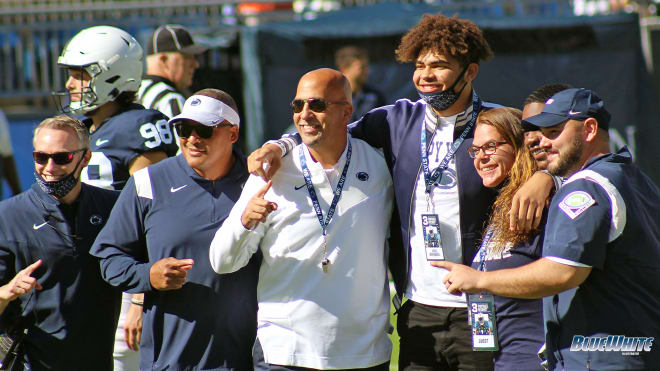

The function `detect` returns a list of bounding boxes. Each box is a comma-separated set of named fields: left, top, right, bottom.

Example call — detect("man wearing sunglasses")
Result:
left=91, top=89, right=260, bottom=370
left=54, top=25, right=180, bottom=370
left=211, top=68, right=393, bottom=370
left=0, top=115, right=121, bottom=370
left=247, top=14, right=557, bottom=371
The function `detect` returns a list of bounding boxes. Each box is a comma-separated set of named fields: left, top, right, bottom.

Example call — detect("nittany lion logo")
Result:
left=89, top=214, right=103, bottom=225
left=190, top=98, right=201, bottom=106
left=435, top=168, right=458, bottom=189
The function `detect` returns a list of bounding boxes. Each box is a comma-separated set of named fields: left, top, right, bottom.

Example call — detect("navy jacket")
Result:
left=347, top=97, right=499, bottom=303
left=0, top=183, right=121, bottom=371
left=91, top=153, right=259, bottom=370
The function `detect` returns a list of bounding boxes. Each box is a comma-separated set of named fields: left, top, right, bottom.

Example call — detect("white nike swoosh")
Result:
left=170, top=185, right=188, bottom=193
left=568, top=110, right=581, bottom=115
left=33, top=222, right=48, bottom=230
left=96, top=139, right=110, bottom=146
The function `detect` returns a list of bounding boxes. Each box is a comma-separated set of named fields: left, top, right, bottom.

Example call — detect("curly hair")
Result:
left=396, top=13, right=493, bottom=67
left=475, top=107, right=539, bottom=254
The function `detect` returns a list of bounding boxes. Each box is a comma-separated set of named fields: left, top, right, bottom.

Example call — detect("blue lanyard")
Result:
left=477, top=227, right=494, bottom=272
left=298, top=140, right=352, bottom=237
left=420, top=93, right=482, bottom=194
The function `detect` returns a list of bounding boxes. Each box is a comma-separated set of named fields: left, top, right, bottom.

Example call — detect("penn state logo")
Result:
left=190, top=98, right=201, bottom=106
left=434, top=168, right=458, bottom=189
left=356, top=172, right=369, bottom=181
left=89, top=214, right=103, bottom=225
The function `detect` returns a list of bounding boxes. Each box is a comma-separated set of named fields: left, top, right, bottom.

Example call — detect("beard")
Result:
left=548, top=135, right=583, bottom=177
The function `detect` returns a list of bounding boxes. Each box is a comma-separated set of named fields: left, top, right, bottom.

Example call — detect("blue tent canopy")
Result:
left=240, top=3, right=659, bottom=183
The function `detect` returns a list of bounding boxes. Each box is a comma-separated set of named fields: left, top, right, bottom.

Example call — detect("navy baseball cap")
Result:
left=522, top=88, right=611, bottom=130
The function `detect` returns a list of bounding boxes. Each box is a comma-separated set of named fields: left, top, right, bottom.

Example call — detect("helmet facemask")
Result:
left=52, top=25, right=143, bottom=115
left=53, top=65, right=101, bottom=115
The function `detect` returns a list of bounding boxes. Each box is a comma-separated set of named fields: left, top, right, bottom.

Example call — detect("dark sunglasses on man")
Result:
left=174, top=122, right=233, bottom=139
left=290, top=98, right=349, bottom=114
left=33, top=149, right=86, bottom=165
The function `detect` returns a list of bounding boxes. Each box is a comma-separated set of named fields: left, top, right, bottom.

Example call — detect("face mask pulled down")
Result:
left=417, top=67, right=468, bottom=112
left=35, top=150, right=87, bottom=199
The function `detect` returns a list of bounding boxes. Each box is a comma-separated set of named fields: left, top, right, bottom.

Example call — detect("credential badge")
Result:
left=558, top=191, right=595, bottom=219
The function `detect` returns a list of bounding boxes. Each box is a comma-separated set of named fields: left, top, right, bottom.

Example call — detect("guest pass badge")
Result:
left=422, top=214, right=444, bottom=261
left=468, top=294, right=499, bottom=351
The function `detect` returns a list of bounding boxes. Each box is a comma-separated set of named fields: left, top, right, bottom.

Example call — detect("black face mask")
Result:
left=35, top=150, right=87, bottom=199
left=417, top=67, right=468, bottom=112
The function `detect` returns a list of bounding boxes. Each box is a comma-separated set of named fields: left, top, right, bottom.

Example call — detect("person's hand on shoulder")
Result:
left=248, top=144, right=283, bottom=181
left=510, top=171, right=554, bottom=232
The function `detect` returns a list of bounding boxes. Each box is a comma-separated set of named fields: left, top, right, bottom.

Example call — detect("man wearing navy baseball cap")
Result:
left=522, top=88, right=610, bottom=131
left=437, top=88, right=660, bottom=370
left=521, top=88, right=612, bottom=177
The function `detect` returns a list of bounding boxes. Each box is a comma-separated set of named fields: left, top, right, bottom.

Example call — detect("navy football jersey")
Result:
left=81, top=103, right=179, bottom=190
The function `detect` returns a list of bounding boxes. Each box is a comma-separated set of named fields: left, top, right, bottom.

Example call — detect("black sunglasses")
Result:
left=174, top=122, right=232, bottom=139
left=290, top=98, right=349, bottom=114
left=33, top=149, right=86, bottom=165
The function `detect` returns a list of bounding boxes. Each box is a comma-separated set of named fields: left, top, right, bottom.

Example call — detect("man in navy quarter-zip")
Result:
left=91, top=89, right=259, bottom=371
left=0, top=115, right=120, bottom=370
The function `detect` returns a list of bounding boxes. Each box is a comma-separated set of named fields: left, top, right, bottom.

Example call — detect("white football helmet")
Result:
left=55, top=26, right=143, bottom=115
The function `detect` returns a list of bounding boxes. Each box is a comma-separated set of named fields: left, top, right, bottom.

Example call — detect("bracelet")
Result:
left=130, top=298, right=144, bottom=306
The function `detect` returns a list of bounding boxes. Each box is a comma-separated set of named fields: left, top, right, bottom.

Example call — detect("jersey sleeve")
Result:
left=542, top=179, right=612, bottom=269
left=123, top=109, right=179, bottom=158
left=90, top=175, right=153, bottom=293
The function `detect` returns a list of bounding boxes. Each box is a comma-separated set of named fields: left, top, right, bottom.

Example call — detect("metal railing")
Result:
left=0, top=0, right=635, bottom=106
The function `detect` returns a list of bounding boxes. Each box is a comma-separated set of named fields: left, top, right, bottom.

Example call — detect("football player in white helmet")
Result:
left=53, top=25, right=180, bottom=371
left=55, top=25, right=142, bottom=116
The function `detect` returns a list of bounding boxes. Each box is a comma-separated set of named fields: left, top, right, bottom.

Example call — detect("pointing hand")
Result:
left=241, top=180, right=278, bottom=230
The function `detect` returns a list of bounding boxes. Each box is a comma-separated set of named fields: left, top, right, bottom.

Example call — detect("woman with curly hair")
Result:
left=466, top=107, right=546, bottom=371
